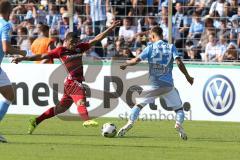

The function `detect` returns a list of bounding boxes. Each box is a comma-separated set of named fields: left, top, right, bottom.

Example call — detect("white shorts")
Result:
left=0, top=68, right=11, bottom=87
left=138, top=86, right=182, bottom=111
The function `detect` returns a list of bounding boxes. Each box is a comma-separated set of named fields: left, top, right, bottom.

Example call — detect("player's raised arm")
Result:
left=89, top=20, right=120, bottom=46
left=120, top=43, right=150, bottom=70
left=2, top=41, right=26, bottom=57
left=175, top=57, right=194, bottom=85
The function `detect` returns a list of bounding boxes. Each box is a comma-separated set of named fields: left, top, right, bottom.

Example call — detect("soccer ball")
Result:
left=101, top=123, right=117, bottom=138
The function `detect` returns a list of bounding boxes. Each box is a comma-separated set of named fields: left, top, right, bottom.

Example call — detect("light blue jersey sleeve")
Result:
left=1, top=23, right=11, bottom=42
left=172, top=45, right=181, bottom=60
left=138, top=45, right=151, bottom=61
left=189, top=23, right=194, bottom=33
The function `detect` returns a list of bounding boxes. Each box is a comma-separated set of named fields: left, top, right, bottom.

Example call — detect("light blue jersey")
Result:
left=0, top=17, right=11, bottom=64
left=138, top=40, right=181, bottom=87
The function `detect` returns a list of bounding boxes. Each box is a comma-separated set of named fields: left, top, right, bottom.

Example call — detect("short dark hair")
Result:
left=39, top=25, right=50, bottom=33
left=0, top=0, right=11, bottom=15
left=65, top=32, right=78, bottom=41
left=19, top=27, right=28, bottom=35
left=151, top=26, right=163, bottom=37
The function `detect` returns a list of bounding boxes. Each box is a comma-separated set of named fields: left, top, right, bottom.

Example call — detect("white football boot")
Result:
left=0, top=134, right=7, bottom=143
left=117, top=121, right=134, bottom=137
left=175, top=123, right=187, bottom=140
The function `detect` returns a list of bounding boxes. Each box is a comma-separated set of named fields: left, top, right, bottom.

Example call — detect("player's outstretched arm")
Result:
left=2, top=41, right=26, bottom=57
left=120, top=57, right=141, bottom=70
left=12, top=54, right=50, bottom=64
left=175, top=58, right=194, bottom=85
left=89, top=20, right=121, bottom=46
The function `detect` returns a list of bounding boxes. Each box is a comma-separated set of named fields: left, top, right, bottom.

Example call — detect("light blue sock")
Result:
left=129, top=106, right=141, bottom=122
left=175, top=109, right=185, bottom=125
left=0, top=100, right=11, bottom=121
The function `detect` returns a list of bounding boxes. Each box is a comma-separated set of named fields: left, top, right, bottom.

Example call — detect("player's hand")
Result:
left=186, top=76, right=194, bottom=85
left=11, top=57, right=23, bottom=64
left=110, top=20, right=121, bottom=28
left=120, top=64, right=127, bottom=70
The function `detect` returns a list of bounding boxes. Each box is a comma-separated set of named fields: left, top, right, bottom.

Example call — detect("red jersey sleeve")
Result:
left=76, top=43, right=91, bottom=53
left=47, top=47, right=62, bottom=59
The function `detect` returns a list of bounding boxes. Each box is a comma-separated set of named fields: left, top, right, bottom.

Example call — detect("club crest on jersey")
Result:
left=203, top=75, right=235, bottom=116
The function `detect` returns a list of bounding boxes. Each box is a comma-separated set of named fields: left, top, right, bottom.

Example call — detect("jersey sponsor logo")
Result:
left=203, top=75, right=235, bottom=116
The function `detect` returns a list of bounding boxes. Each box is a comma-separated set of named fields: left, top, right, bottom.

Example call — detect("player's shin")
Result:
left=77, top=105, right=89, bottom=121
left=0, top=99, right=11, bottom=121
left=129, top=105, right=142, bottom=124
left=175, top=109, right=184, bottom=125
left=175, top=108, right=187, bottom=140
left=36, top=107, right=56, bottom=125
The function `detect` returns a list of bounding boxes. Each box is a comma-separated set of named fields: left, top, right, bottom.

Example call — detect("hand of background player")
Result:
left=186, top=75, right=194, bottom=85
left=11, top=57, right=23, bottom=64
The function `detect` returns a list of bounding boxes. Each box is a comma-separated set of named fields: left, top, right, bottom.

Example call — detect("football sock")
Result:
left=77, top=105, right=89, bottom=121
left=36, top=107, right=55, bottom=125
left=0, top=100, right=11, bottom=121
left=175, top=109, right=184, bottom=125
left=129, top=106, right=141, bottom=122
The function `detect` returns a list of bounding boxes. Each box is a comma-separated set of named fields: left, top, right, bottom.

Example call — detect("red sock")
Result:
left=77, top=105, right=89, bottom=121
left=36, top=107, right=55, bottom=125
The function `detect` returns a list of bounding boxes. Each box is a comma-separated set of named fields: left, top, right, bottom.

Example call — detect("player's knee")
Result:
left=76, top=99, right=86, bottom=106
left=174, top=108, right=183, bottom=113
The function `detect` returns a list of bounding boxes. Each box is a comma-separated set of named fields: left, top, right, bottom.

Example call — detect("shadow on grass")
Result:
left=6, top=141, right=202, bottom=150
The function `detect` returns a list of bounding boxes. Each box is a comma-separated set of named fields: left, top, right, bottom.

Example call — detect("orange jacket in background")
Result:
left=31, top=37, right=54, bottom=64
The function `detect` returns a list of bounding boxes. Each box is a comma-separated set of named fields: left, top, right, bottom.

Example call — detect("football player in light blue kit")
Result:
left=0, top=0, right=26, bottom=143
left=118, top=26, right=194, bottom=140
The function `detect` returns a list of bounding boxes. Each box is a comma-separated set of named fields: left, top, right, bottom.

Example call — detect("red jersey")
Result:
left=47, top=43, right=91, bottom=82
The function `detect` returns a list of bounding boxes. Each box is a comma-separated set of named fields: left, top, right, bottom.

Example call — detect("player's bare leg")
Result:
left=74, top=99, right=98, bottom=127
left=28, top=103, right=70, bottom=134
left=70, top=86, right=98, bottom=128
left=0, top=85, right=15, bottom=143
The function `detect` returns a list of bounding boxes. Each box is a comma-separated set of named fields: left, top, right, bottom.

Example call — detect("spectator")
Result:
left=185, top=40, right=201, bottom=60
left=217, top=18, right=231, bottom=41
left=172, top=2, right=191, bottom=38
left=81, top=24, right=104, bottom=57
left=17, top=27, right=32, bottom=56
left=160, top=16, right=180, bottom=42
left=58, top=12, right=79, bottom=41
left=158, top=1, right=168, bottom=23
left=31, top=25, right=54, bottom=63
left=110, top=0, right=132, bottom=18
left=46, top=4, right=61, bottom=29
left=229, top=14, right=240, bottom=44
left=188, top=11, right=204, bottom=40
left=119, top=17, right=137, bottom=43
left=211, top=11, right=221, bottom=29
left=85, top=0, right=108, bottom=35
left=204, top=33, right=222, bottom=62
left=137, top=13, right=158, bottom=33
left=209, top=0, right=226, bottom=17
left=217, top=35, right=228, bottom=62
left=199, top=18, right=215, bottom=51
left=223, top=42, right=238, bottom=61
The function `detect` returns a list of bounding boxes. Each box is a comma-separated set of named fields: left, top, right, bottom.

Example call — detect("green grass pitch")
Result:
left=0, top=115, right=240, bottom=160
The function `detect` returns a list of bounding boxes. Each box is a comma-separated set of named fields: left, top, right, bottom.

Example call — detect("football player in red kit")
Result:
left=12, top=21, right=120, bottom=134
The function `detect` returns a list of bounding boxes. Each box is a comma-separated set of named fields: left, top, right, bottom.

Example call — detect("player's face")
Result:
left=64, top=38, right=77, bottom=50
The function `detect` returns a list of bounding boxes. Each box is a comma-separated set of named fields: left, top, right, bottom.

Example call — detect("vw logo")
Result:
left=203, top=75, right=235, bottom=116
